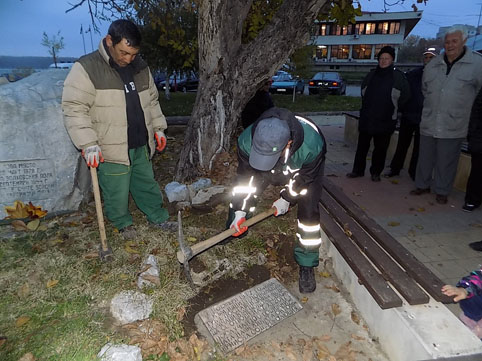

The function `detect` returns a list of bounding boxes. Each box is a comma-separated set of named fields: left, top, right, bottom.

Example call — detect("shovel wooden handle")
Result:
left=177, top=207, right=276, bottom=263
left=90, top=166, right=109, bottom=252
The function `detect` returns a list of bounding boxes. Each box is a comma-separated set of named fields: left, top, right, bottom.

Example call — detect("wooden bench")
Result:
left=320, top=178, right=453, bottom=309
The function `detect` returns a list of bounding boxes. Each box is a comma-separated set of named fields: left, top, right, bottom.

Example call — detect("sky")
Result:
left=0, top=0, right=481, bottom=57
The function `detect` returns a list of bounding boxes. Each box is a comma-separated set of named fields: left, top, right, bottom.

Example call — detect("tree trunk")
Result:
left=174, top=0, right=330, bottom=181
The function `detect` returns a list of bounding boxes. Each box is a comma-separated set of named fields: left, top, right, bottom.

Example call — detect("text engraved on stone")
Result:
left=198, top=278, right=302, bottom=353
left=0, top=160, right=56, bottom=203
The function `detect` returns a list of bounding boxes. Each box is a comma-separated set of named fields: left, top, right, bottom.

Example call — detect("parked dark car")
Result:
left=308, top=72, right=346, bottom=95
left=158, top=71, right=199, bottom=92
left=269, top=72, right=304, bottom=95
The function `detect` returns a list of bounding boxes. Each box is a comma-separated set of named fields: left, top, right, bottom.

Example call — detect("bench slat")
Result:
left=321, top=192, right=429, bottom=305
left=323, top=179, right=452, bottom=304
left=319, top=205, right=403, bottom=309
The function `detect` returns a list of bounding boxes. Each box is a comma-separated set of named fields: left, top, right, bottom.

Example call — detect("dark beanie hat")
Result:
left=377, top=46, right=395, bottom=60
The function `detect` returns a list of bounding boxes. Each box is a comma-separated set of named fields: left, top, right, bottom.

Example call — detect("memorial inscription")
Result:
left=0, top=160, right=56, bottom=203
left=197, top=278, right=302, bottom=353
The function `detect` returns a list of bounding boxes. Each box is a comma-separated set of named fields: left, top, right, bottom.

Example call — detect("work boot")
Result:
left=154, top=221, right=178, bottom=232
left=299, top=266, right=316, bottom=293
left=119, top=225, right=137, bottom=240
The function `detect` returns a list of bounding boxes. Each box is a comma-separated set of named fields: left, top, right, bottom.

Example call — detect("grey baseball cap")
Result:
left=249, top=117, right=291, bottom=171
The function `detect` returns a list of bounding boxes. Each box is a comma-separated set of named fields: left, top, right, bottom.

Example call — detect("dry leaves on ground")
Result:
left=4, top=200, right=47, bottom=219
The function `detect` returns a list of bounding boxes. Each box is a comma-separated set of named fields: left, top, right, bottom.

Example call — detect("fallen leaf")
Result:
left=11, top=220, right=28, bottom=231
left=387, top=221, right=400, bottom=227
left=186, top=236, right=197, bottom=242
left=4, top=200, right=30, bottom=219
left=415, top=224, right=424, bottom=230
left=26, top=219, right=40, bottom=231
left=82, top=252, right=98, bottom=260
left=351, top=333, right=365, bottom=341
left=125, top=245, right=140, bottom=254
left=177, top=307, right=186, bottom=321
left=469, top=223, right=482, bottom=228
left=266, top=239, right=274, bottom=248
left=37, top=224, right=48, bottom=231
left=26, top=202, right=48, bottom=219
left=142, top=274, right=160, bottom=285
left=320, top=271, right=331, bottom=278
left=119, top=273, right=129, bottom=280
left=343, top=223, right=353, bottom=237
left=300, top=297, right=309, bottom=303
left=18, top=352, right=36, bottom=361
left=351, top=311, right=360, bottom=324
left=417, top=207, right=425, bottom=212
left=319, top=334, right=332, bottom=341
left=46, top=279, right=59, bottom=288
left=325, top=284, right=340, bottom=293
left=15, top=316, right=30, bottom=327
left=331, top=303, right=341, bottom=316
left=0, top=337, right=6, bottom=348
left=17, top=283, right=30, bottom=298
left=390, top=179, right=399, bottom=184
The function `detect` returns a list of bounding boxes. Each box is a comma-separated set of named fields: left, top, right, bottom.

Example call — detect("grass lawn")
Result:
left=158, top=92, right=360, bottom=117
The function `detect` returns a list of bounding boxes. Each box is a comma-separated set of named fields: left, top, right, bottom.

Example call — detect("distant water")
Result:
left=0, top=68, right=46, bottom=75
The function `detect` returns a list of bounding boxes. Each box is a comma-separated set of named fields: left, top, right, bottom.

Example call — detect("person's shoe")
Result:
left=410, top=187, right=430, bottom=196
left=469, top=241, right=482, bottom=252
left=383, top=170, right=399, bottom=178
left=462, top=203, right=478, bottom=212
left=346, top=172, right=363, bottom=178
left=119, top=225, right=137, bottom=240
left=154, top=221, right=178, bottom=232
left=436, top=194, right=448, bottom=204
left=371, top=174, right=381, bottom=182
left=299, top=266, right=316, bottom=293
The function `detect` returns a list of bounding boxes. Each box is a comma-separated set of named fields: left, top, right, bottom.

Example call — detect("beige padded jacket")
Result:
left=62, top=40, right=167, bottom=165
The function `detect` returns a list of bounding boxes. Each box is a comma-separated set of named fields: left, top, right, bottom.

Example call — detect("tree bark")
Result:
left=174, top=0, right=330, bottom=181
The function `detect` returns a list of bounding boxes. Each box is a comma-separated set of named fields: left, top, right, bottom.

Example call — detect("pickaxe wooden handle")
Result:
left=176, top=207, right=276, bottom=264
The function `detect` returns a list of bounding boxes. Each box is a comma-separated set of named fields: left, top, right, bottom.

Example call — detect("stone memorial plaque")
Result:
left=0, top=160, right=56, bottom=203
left=197, top=278, right=302, bottom=353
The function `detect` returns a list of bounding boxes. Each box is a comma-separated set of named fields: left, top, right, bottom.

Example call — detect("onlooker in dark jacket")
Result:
left=411, top=26, right=482, bottom=204
left=347, top=46, right=410, bottom=182
left=240, top=80, right=274, bottom=128
left=464, top=87, right=482, bottom=213
left=385, top=47, right=438, bottom=180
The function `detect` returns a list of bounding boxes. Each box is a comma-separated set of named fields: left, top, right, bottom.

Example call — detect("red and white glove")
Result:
left=272, top=197, right=290, bottom=216
left=230, top=210, right=248, bottom=236
left=82, top=145, right=104, bottom=168
left=155, top=131, right=167, bottom=152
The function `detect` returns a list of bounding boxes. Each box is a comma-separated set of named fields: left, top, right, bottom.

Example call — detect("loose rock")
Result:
left=97, top=343, right=142, bottom=361
left=110, top=290, right=153, bottom=325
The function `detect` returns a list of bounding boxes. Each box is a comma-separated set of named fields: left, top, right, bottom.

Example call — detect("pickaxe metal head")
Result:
left=177, top=211, right=195, bottom=288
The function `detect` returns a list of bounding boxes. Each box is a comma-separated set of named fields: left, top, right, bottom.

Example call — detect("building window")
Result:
left=320, top=24, right=328, bottom=36
left=389, top=22, right=400, bottom=34
left=331, top=45, right=349, bottom=59
left=316, top=45, right=328, bottom=59
left=377, top=22, right=389, bottom=34
left=352, top=44, right=372, bottom=59
left=355, top=22, right=365, bottom=35
left=365, top=22, right=376, bottom=34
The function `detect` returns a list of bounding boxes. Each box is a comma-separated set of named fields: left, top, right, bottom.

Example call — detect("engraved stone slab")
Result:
left=197, top=278, right=302, bottom=353
left=0, top=70, right=90, bottom=218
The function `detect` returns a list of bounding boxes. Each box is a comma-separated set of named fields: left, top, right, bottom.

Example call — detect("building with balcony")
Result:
left=311, top=11, right=422, bottom=70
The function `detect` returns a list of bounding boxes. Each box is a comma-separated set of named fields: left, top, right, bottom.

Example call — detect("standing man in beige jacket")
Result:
left=62, top=19, right=171, bottom=239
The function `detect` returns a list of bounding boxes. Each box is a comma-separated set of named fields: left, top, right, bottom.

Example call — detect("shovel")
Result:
left=90, top=166, right=113, bottom=261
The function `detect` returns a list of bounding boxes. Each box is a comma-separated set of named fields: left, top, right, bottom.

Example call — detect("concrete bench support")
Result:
left=322, top=231, right=482, bottom=361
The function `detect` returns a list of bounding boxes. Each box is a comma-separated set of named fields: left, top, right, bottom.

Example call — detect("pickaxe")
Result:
left=176, top=208, right=276, bottom=286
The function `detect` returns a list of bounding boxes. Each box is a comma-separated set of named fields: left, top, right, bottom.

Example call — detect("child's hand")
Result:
left=441, top=285, right=468, bottom=302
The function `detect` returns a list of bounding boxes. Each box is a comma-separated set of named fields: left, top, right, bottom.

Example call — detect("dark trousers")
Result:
left=390, top=123, right=420, bottom=179
left=352, top=131, right=393, bottom=176
left=465, top=152, right=482, bottom=207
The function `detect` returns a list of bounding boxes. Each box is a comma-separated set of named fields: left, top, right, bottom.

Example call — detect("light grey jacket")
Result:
left=420, top=48, right=482, bottom=139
